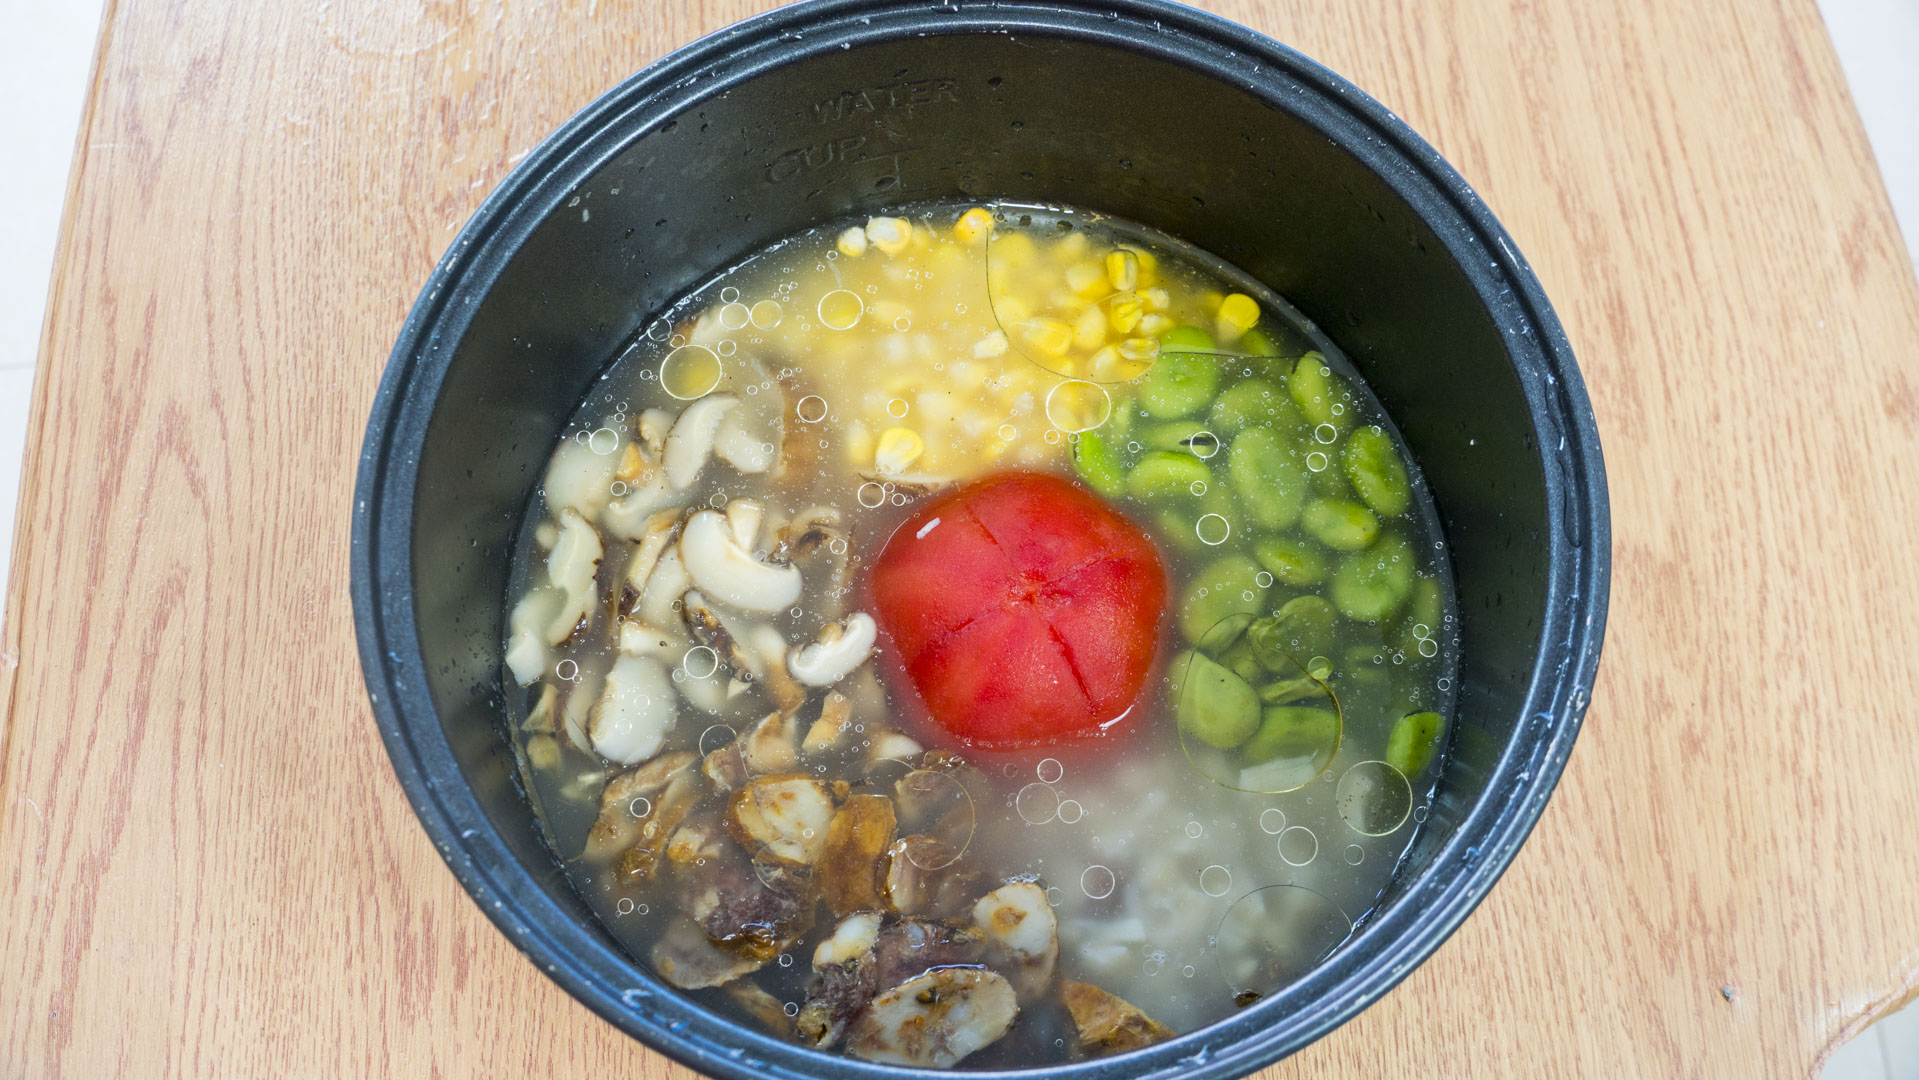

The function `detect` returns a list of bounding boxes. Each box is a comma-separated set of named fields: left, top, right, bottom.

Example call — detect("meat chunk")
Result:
left=1061, top=980, right=1174, bottom=1055
left=676, top=847, right=815, bottom=962
left=869, top=916, right=986, bottom=988
left=727, top=773, right=836, bottom=865
left=845, top=968, right=1020, bottom=1067
left=818, top=794, right=897, bottom=915
left=972, top=881, right=1058, bottom=1001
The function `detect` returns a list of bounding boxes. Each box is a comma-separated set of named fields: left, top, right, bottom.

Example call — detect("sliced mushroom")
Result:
left=845, top=968, right=1019, bottom=1068
left=505, top=587, right=562, bottom=686
left=603, top=464, right=673, bottom=542
left=819, top=794, right=897, bottom=916
left=740, top=709, right=801, bottom=774
left=724, top=979, right=792, bottom=1035
left=1060, top=981, right=1174, bottom=1055
left=638, top=408, right=674, bottom=459
left=618, top=510, right=682, bottom=618
left=803, top=691, right=854, bottom=756
left=582, top=751, right=699, bottom=862
left=544, top=436, right=621, bottom=518
left=880, top=835, right=990, bottom=918
left=973, top=882, right=1059, bottom=1001
left=715, top=407, right=776, bottom=474
left=637, top=546, right=693, bottom=631
left=546, top=509, right=604, bottom=646
left=865, top=729, right=926, bottom=769
left=653, top=917, right=768, bottom=990
left=665, top=808, right=730, bottom=867
left=702, top=741, right=751, bottom=792
left=664, top=394, right=738, bottom=490
left=813, top=911, right=885, bottom=968
left=613, top=771, right=706, bottom=884
left=681, top=508, right=803, bottom=613
left=587, top=652, right=678, bottom=765
left=747, top=624, right=806, bottom=712
left=523, top=682, right=560, bottom=734
left=682, top=589, right=763, bottom=687
left=788, top=613, right=878, bottom=687
left=727, top=774, right=836, bottom=866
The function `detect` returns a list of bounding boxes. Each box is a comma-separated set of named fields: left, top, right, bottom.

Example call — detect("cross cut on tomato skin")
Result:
left=870, top=471, right=1167, bottom=750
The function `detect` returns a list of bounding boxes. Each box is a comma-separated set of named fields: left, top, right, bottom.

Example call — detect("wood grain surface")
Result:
left=4, top=0, right=1917, bottom=1076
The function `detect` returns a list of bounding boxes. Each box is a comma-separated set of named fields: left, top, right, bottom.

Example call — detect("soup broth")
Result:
left=503, top=203, right=1457, bottom=1067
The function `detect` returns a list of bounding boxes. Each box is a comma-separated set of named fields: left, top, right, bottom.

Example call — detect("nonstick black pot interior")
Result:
left=355, top=3, right=1607, bottom=1077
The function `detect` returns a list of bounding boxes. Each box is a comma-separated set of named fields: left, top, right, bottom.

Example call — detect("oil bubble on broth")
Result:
left=500, top=202, right=1459, bottom=1068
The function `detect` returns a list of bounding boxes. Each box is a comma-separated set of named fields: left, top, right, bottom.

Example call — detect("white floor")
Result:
left=0, top=0, right=1913, bottom=1073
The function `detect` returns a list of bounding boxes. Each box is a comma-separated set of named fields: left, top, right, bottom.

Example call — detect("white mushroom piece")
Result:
left=788, top=613, right=878, bottom=687
left=545, top=508, right=603, bottom=646
left=582, top=751, right=699, bottom=863
left=845, top=968, right=1020, bottom=1068
left=616, top=509, right=681, bottom=618
left=602, top=442, right=673, bottom=541
left=504, top=586, right=562, bottom=686
left=812, top=910, right=884, bottom=969
left=680, top=508, right=803, bottom=614
left=652, top=917, right=766, bottom=991
left=543, top=435, right=621, bottom=519
left=588, top=638, right=679, bottom=766
left=727, top=774, right=836, bottom=865
left=972, top=881, right=1059, bottom=1002
left=663, top=394, right=738, bottom=490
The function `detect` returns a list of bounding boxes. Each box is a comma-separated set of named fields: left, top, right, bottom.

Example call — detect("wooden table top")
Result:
left=5, top=0, right=1918, bottom=1076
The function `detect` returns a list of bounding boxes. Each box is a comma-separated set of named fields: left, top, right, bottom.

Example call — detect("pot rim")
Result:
left=350, top=2, right=1610, bottom=1077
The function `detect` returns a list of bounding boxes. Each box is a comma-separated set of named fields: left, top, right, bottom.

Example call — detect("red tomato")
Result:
left=870, top=471, right=1167, bottom=749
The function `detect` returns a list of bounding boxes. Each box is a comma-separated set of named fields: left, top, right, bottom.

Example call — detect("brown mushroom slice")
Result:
left=739, top=709, right=801, bottom=774
left=746, top=624, right=806, bottom=712
left=523, top=682, right=561, bottom=735
left=802, top=691, right=855, bottom=756
left=652, top=917, right=768, bottom=990
left=724, top=979, right=792, bottom=1035
left=682, top=589, right=763, bottom=683
left=583, top=751, right=698, bottom=861
left=972, top=882, right=1059, bottom=1001
left=665, top=808, right=729, bottom=867
left=819, top=794, right=897, bottom=915
left=1060, top=980, right=1175, bottom=1055
left=880, top=836, right=991, bottom=918
left=617, top=510, right=682, bottom=616
left=727, top=774, right=836, bottom=865
left=865, top=729, right=926, bottom=770
left=702, top=742, right=751, bottom=792
left=845, top=968, right=1019, bottom=1068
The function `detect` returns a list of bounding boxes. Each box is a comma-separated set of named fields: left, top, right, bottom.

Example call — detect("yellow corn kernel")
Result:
left=1138, top=313, right=1174, bottom=337
left=993, top=230, right=1038, bottom=268
left=974, top=329, right=1010, bottom=359
left=1125, top=246, right=1160, bottom=286
left=994, top=293, right=1032, bottom=326
left=846, top=421, right=874, bottom=463
left=1118, top=337, right=1161, bottom=364
left=1141, top=286, right=1171, bottom=312
left=1201, top=289, right=1226, bottom=315
left=1073, top=304, right=1108, bottom=351
left=954, top=207, right=995, bottom=243
left=1216, top=292, right=1260, bottom=342
left=837, top=226, right=869, bottom=257
left=875, top=427, right=925, bottom=473
left=1087, top=345, right=1123, bottom=382
left=1066, top=261, right=1107, bottom=297
left=865, top=216, right=911, bottom=256
left=1106, top=291, right=1143, bottom=334
left=1051, top=231, right=1090, bottom=262
left=1019, top=317, right=1074, bottom=358
left=1105, top=250, right=1139, bottom=291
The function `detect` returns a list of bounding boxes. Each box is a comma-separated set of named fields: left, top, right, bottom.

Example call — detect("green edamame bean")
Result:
left=1386, top=711, right=1444, bottom=776
left=1407, top=576, right=1443, bottom=632
left=1342, top=426, right=1411, bottom=517
left=1331, top=532, right=1415, bottom=622
left=1175, top=651, right=1261, bottom=749
left=1227, top=427, right=1305, bottom=531
left=1140, top=326, right=1220, bottom=419
left=1139, top=420, right=1223, bottom=455
left=1258, top=674, right=1329, bottom=706
left=1210, top=378, right=1297, bottom=433
left=1072, top=429, right=1126, bottom=498
left=1253, top=536, right=1328, bottom=586
left=1242, top=705, right=1339, bottom=766
left=1178, top=554, right=1268, bottom=643
left=1126, top=451, right=1211, bottom=501
left=1290, top=352, right=1354, bottom=433
left=1234, top=325, right=1281, bottom=357
left=1302, top=498, right=1379, bottom=551
left=1261, top=595, right=1339, bottom=662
